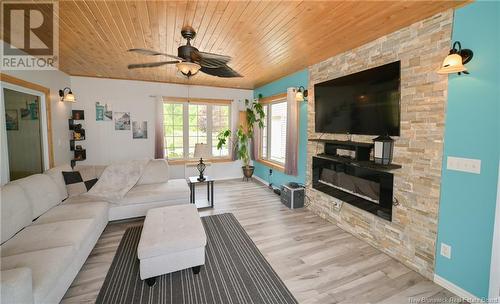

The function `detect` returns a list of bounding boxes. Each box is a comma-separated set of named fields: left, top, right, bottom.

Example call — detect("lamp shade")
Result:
left=176, top=61, right=201, bottom=76
left=373, top=135, right=394, bottom=165
left=193, top=143, right=210, bottom=159
left=63, top=91, right=76, bottom=102
left=437, top=53, right=467, bottom=74
left=295, top=90, right=304, bottom=101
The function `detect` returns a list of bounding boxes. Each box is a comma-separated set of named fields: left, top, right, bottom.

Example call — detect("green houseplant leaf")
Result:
left=215, top=97, right=265, bottom=169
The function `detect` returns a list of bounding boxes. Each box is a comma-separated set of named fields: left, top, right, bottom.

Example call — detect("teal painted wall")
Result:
left=435, top=1, right=500, bottom=299
left=253, top=69, right=309, bottom=186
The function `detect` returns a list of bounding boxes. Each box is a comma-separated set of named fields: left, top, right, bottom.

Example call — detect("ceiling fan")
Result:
left=127, top=26, right=241, bottom=78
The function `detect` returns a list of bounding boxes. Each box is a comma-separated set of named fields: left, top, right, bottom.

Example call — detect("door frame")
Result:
left=1, top=74, right=54, bottom=183
left=490, top=161, right=500, bottom=299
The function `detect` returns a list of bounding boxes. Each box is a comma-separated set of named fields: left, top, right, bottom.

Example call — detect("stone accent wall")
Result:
left=306, top=11, right=453, bottom=279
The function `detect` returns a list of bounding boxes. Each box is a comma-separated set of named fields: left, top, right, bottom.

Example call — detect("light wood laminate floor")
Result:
left=62, top=179, right=464, bottom=304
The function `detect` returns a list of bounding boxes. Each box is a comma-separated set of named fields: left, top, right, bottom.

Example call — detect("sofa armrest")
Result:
left=1, top=267, right=33, bottom=304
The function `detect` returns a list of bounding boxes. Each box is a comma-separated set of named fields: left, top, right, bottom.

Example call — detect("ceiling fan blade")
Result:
left=196, top=51, right=232, bottom=68
left=198, top=51, right=231, bottom=62
left=200, top=65, right=242, bottom=78
left=127, top=61, right=178, bottom=69
left=128, top=48, right=182, bottom=61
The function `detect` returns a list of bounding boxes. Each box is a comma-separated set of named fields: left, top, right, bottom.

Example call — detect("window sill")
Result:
left=256, top=159, right=285, bottom=172
left=168, top=158, right=233, bottom=165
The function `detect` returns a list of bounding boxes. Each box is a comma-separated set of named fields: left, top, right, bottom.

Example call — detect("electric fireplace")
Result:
left=312, top=155, right=394, bottom=221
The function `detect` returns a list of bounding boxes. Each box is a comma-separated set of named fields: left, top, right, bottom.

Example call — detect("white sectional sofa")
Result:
left=0, top=160, right=190, bottom=304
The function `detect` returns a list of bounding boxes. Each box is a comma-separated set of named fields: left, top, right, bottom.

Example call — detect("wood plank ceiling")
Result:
left=54, top=1, right=467, bottom=89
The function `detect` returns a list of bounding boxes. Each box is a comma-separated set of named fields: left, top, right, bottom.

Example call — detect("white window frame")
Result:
left=163, top=99, right=231, bottom=161
left=260, top=98, right=287, bottom=166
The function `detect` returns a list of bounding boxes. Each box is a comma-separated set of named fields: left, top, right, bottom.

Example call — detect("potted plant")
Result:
left=216, top=98, right=265, bottom=179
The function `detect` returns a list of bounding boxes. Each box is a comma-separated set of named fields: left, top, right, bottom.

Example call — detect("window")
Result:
left=212, top=105, right=230, bottom=157
left=260, top=100, right=287, bottom=165
left=163, top=103, right=184, bottom=159
left=163, top=100, right=231, bottom=160
left=261, top=106, right=268, bottom=159
left=188, top=104, right=207, bottom=158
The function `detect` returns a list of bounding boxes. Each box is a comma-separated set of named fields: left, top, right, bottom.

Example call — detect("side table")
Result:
left=187, top=176, right=215, bottom=209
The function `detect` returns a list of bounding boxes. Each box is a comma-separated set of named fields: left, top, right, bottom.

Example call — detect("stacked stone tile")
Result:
left=306, top=11, right=453, bottom=279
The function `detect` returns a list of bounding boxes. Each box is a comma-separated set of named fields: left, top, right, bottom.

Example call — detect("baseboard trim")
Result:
left=252, top=175, right=269, bottom=186
left=434, top=274, right=485, bottom=303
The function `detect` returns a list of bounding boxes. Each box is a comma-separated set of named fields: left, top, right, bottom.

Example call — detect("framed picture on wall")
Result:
left=114, top=112, right=131, bottom=130
left=132, top=121, right=147, bottom=139
left=104, top=108, right=113, bottom=121
left=5, top=109, right=18, bottom=131
left=96, top=102, right=104, bottom=121
left=72, top=110, right=85, bottom=120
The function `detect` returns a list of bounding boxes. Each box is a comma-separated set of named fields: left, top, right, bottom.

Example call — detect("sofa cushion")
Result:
left=62, top=171, right=98, bottom=197
left=119, top=179, right=189, bottom=206
left=137, top=159, right=169, bottom=185
left=34, top=201, right=109, bottom=226
left=44, top=164, right=72, bottom=200
left=64, top=194, right=104, bottom=205
left=95, top=165, right=107, bottom=179
left=0, top=246, right=75, bottom=304
left=12, top=174, right=62, bottom=219
left=1, top=184, right=32, bottom=243
left=1, top=219, right=93, bottom=257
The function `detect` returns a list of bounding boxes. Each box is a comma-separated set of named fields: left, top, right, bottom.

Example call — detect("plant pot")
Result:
left=242, top=166, right=255, bottom=179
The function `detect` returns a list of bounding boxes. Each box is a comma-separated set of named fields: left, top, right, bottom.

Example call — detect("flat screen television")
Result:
left=314, top=61, right=401, bottom=136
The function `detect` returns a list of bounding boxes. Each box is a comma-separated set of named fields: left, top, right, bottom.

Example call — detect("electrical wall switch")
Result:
left=446, top=156, right=481, bottom=174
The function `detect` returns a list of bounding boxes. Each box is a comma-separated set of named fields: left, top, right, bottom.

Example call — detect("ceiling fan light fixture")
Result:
left=176, top=61, right=201, bottom=77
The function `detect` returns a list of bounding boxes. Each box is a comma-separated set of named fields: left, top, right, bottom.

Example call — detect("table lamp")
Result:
left=193, top=143, right=210, bottom=181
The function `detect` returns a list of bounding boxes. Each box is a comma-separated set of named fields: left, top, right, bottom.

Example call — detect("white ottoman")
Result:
left=137, top=204, right=207, bottom=286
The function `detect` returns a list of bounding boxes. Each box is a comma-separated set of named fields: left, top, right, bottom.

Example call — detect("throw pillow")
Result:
left=137, top=159, right=169, bottom=185
left=62, top=171, right=98, bottom=197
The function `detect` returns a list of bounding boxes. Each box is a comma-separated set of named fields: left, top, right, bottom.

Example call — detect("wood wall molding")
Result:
left=0, top=73, right=54, bottom=168
left=1, top=74, right=50, bottom=95
left=259, top=93, right=287, bottom=104
left=162, top=96, right=232, bottom=105
left=168, top=158, right=232, bottom=165
left=256, top=159, right=285, bottom=172
left=28, top=1, right=468, bottom=89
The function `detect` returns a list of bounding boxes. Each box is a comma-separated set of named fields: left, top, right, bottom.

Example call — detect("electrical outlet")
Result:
left=447, top=156, right=481, bottom=174
left=331, top=200, right=342, bottom=210
left=440, top=243, right=452, bottom=259
left=269, top=169, right=273, bottom=175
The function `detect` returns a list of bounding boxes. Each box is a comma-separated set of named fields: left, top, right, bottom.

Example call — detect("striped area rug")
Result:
left=96, top=213, right=298, bottom=304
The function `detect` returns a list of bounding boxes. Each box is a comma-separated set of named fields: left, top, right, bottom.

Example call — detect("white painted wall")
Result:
left=70, top=76, right=253, bottom=179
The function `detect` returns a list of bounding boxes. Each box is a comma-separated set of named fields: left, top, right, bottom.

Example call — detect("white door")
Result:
left=1, top=83, right=49, bottom=185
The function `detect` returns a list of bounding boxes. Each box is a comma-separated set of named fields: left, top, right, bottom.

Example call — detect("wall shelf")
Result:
left=315, top=154, right=402, bottom=172
left=69, top=112, right=86, bottom=167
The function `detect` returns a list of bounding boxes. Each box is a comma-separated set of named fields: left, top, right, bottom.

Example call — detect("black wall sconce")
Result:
left=437, top=41, right=473, bottom=75
left=59, top=87, right=76, bottom=102
left=295, top=86, right=308, bottom=101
